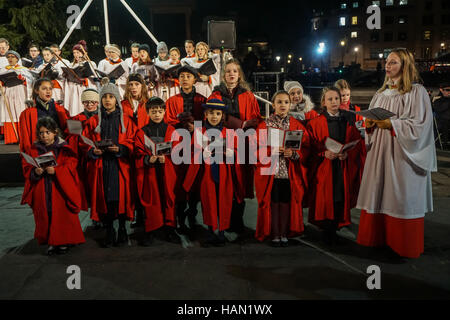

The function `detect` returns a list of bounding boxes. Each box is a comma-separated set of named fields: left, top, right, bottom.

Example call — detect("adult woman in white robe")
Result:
left=356, top=48, right=437, bottom=258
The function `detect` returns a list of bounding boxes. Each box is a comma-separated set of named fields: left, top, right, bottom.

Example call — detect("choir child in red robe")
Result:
left=306, top=87, right=365, bottom=245
left=122, top=73, right=150, bottom=129
left=19, top=78, right=69, bottom=153
left=68, top=88, right=99, bottom=220
left=21, top=117, right=85, bottom=255
left=208, top=59, right=262, bottom=234
left=183, top=99, right=236, bottom=246
left=134, top=97, right=181, bottom=245
left=254, top=91, right=310, bottom=246
left=334, top=79, right=364, bottom=130
left=82, top=82, right=137, bottom=247
left=165, top=65, right=206, bottom=234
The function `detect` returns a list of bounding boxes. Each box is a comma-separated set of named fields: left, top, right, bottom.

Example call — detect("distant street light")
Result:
left=276, top=56, right=281, bottom=62
left=354, top=47, right=359, bottom=64
left=378, top=53, right=383, bottom=59
left=340, top=41, right=345, bottom=47
left=340, top=41, right=346, bottom=65
left=299, top=57, right=303, bottom=61
left=288, top=54, right=292, bottom=59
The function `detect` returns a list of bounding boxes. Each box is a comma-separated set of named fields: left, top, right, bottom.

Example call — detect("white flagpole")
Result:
left=119, top=0, right=159, bottom=45
left=103, top=0, right=110, bottom=45
left=59, top=0, right=94, bottom=49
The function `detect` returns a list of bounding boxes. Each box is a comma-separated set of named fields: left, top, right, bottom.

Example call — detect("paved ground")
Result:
left=0, top=153, right=449, bottom=300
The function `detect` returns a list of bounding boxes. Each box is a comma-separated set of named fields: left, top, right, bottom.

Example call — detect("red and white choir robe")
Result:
left=35, top=60, right=65, bottom=102
left=63, top=60, right=98, bottom=117
left=254, top=118, right=310, bottom=241
left=134, top=124, right=178, bottom=232
left=21, top=139, right=85, bottom=246
left=81, top=114, right=137, bottom=222
left=183, top=126, right=236, bottom=231
left=181, top=56, right=220, bottom=98
left=131, top=62, right=159, bottom=98
left=208, top=85, right=262, bottom=201
left=306, top=113, right=365, bottom=229
left=122, top=99, right=149, bottom=129
left=0, top=64, right=33, bottom=144
left=154, top=59, right=180, bottom=101
left=125, top=56, right=139, bottom=71
left=356, top=84, right=437, bottom=258
left=97, top=58, right=129, bottom=99
left=19, top=102, right=69, bottom=153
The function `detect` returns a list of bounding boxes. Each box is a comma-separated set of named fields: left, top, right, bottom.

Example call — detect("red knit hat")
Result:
left=73, top=40, right=87, bottom=53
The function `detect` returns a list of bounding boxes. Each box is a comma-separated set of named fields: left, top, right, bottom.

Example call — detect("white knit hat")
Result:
left=284, top=81, right=303, bottom=94
left=157, top=41, right=168, bottom=53
left=95, top=82, right=126, bottom=133
left=81, top=88, right=99, bottom=102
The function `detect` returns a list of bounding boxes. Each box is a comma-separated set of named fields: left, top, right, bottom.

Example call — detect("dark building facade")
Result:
left=310, top=0, right=450, bottom=70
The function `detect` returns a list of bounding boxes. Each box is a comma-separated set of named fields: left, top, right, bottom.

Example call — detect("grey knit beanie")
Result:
left=95, top=82, right=126, bottom=133
left=283, top=81, right=303, bottom=94
left=157, top=41, right=168, bottom=54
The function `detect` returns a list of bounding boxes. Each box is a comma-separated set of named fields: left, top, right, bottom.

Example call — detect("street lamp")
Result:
left=340, top=40, right=346, bottom=66
left=378, top=53, right=383, bottom=59
left=299, top=57, right=303, bottom=61
left=275, top=56, right=281, bottom=62
left=354, top=47, right=359, bottom=64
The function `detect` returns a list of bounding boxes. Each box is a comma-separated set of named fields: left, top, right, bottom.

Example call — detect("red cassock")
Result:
left=306, top=114, right=366, bottom=228
left=182, top=127, right=235, bottom=231
left=305, top=109, right=320, bottom=121
left=134, top=125, right=178, bottom=232
left=122, top=99, right=149, bottom=129
left=66, top=112, right=92, bottom=211
left=164, top=93, right=206, bottom=126
left=254, top=117, right=310, bottom=241
left=81, top=115, right=137, bottom=222
left=21, top=142, right=85, bottom=246
left=19, top=103, right=69, bottom=153
left=208, top=90, right=262, bottom=201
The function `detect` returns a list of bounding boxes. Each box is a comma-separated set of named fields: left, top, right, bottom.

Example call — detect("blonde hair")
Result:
left=195, top=42, right=209, bottom=60
left=221, top=59, right=252, bottom=91
left=123, top=73, right=149, bottom=106
left=334, top=79, right=351, bottom=91
left=169, top=47, right=180, bottom=56
left=378, top=48, right=420, bottom=94
left=320, top=87, right=341, bottom=111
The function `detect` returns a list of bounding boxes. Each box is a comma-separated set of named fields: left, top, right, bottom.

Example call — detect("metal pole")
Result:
left=103, top=0, right=110, bottom=45
left=59, top=0, right=94, bottom=49
left=120, top=0, right=159, bottom=45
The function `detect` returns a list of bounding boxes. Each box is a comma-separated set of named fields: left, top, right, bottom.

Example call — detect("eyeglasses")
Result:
left=82, top=101, right=98, bottom=105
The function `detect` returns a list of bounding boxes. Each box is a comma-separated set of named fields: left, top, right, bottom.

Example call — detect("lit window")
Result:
left=341, top=3, right=347, bottom=9
left=248, top=47, right=252, bottom=52
left=353, top=2, right=359, bottom=8
left=351, top=32, right=358, bottom=38
left=386, top=0, right=394, bottom=5
left=424, top=30, right=432, bottom=40
left=340, top=17, right=346, bottom=26
left=399, top=16, right=407, bottom=24
left=352, top=16, right=358, bottom=25
left=372, top=1, right=380, bottom=6
left=399, top=0, right=408, bottom=5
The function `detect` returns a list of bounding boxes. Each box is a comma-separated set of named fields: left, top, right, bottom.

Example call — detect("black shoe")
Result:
left=177, top=223, right=190, bottom=235
left=92, top=220, right=102, bottom=230
left=271, top=239, right=281, bottom=247
left=47, top=246, right=57, bottom=256
left=165, top=227, right=181, bottom=244
left=102, top=227, right=116, bottom=248
left=187, top=214, right=197, bottom=230
left=215, top=231, right=226, bottom=247
left=116, top=227, right=128, bottom=246
left=280, top=238, right=289, bottom=247
left=57, top=246, right=69, bottom=254
left=131, top=220, right=143, bottom=229
left=141, top=231, right=154, bottom=247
